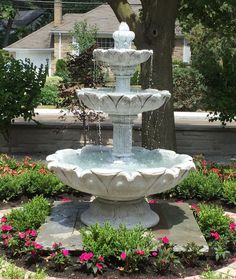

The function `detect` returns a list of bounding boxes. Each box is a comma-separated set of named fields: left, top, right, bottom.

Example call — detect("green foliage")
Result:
left=181, top=242, right=203, bottom=267
left=7, top=196, right=51, bottom=231
left=40, top=76, right=63, bottom=105
left=179, top=1, right=236, bottom=124
left=223, top=180, right=236, bottom=205
left=0, top=53, right=47, bottom=141
left=130, top=66, right=141, bottom=86
left=81, top=223, right=155, bottom=271
left=196, top=204, right=231, bottom=238
left=71, top=21, right=97, bottom=54
left=174, top=171, right=223, bottom=200
left=0, top=262, right=25, bottom=279
left=28, top=269, right=47, bottom=279
left=200, top=270, right=230, bottom=279
left=172, top=63, right=207, bottom=111
left=153, top=241, right=180, bottom=273
left=0, top=175, right=24, bottom=200
left=54, top=59, right=70, bottom=82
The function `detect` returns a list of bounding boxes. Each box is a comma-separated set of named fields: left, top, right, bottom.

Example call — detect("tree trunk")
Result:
left=108, top=0, right=179, bottom=150
left=3, top=18, right=14, bottom=47
left=139, top=0, right=178, bottom=150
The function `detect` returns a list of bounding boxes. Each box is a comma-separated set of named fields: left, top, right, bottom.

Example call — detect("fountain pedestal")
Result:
left=80, top=198, right=159, bottom=228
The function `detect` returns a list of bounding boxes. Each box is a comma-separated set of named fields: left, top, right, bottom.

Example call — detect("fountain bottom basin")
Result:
left=81, top=197, right=159, bottom=228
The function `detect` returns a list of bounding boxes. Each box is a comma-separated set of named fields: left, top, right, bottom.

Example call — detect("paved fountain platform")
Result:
left=36, top=200, right=208, bottom=252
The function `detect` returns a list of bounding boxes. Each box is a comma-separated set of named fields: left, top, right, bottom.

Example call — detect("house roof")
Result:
left=5, top=2, right=182, bottom=51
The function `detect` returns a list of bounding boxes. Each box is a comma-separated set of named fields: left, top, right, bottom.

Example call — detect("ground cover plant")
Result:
left=0, top=154, right=68, bottom=201
left=167, top=157, right=236, bottom=205
left=0, top=197, right=236, bottom=278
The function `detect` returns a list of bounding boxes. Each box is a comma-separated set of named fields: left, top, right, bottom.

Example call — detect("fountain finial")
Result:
left=113, top=22, right=135, bottom=49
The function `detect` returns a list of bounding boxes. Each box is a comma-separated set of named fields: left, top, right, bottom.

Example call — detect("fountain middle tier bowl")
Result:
left=77, top=88, right=171, bottom=115
left=47, top=146, right=195, bottom=201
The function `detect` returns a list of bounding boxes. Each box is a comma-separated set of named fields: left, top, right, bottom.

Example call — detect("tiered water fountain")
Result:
left=47, top=22, right=195, bottom=228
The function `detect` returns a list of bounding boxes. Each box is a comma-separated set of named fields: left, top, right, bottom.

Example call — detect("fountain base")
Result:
left=80, top=197, right=159, bottom=228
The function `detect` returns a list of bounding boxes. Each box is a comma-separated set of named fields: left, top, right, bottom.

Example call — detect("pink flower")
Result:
left=1, top=216, right=7, bottom=223
left=191, top=203, right=200, bottom=214
left=52, top=242, right=62, bottom=249
left=62, top=249, right=69, bottom=257
left=120, top=252, right=127, bottom=261
left=152, top=251, right=158, bottom=257
left=96, top=263, right=103, bottom=270
left=60, top=197, right=72, bottom=203
left=135, top=249, right=145, bottom=255
left=211, top=232, right=220, bottom=241
left=34, top=243, right=43, bottom=250
left=230, top=258, right=236, bottom=262
left=25, top=229, right=31, bottom=235
left=99, top=256, right=104, bottom=262
left=148, top=199, right=158, bottom=204
left=30, top=230, right=37, bottom=237
left=51, top=252, right=56, bottom=258
left=19, top=232, right=25, bottom=239
left=161, top=236, right=170, bottom=244
left=229, top=223, right=236, bottom=232
left=1, top=224, right=13, bottom=232
left=79, top=252, right=94, bottom=262
left=25, top=240, right=32, bottom=246
left=176, top=199, right=184, bottom=204
left=1, top=234, right=8, bottom=239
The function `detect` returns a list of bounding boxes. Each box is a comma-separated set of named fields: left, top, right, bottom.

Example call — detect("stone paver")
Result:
left=36, top=200, right=208, bottom=252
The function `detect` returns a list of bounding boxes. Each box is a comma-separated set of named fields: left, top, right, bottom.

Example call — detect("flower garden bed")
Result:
left=0, top=154, right=235, bottom=278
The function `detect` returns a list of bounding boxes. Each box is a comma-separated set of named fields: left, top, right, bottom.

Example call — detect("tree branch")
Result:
left=107, top=0, right=140, bottom=33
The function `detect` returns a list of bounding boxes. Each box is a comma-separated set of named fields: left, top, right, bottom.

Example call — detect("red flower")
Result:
left=34, top=243, right=43, bottom=250
left=135, top=249, right=145, bottom=255
left=25, top=229, right=31, bottom=235
left=30, top=230, right=37, bottom=237
left=1, top=234, right=8, bottom=239
left=39, top=168, right=47, bottom=174
left=152, top=251, right=158, bottom=257
left=96, top=263, right=103, bottom=270
left=79, top=252, right=94, bottom=262
left=98, top=256, right=104, bottom=262
left=211, top=168, right=220, bottom=174
left=60, top=197, right=72, bottom=203
left=1, top=224, right=13, bottom=232
left=120, top=252, right=127, bottom=261
left=62, top=249, right=69, bottom=257
left=229, top=223, right=236, bottom=232
left=148, top=199, right=158, bottom=204
left=161, top=236, right=170, bottom=244
left=51, top=252, right=56, bottom=258
left=191, top=203, right=200, bottom=214
left=1, top=216, right=7, bottom=223
left=211, top=232, right=220, bottom=241
left=19, top=232, right=25, bottom=239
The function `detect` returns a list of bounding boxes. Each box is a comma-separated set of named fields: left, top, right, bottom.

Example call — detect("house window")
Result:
left=183, top=38, right=191, bottom=63
left=96, top=38, right=114, bottom=49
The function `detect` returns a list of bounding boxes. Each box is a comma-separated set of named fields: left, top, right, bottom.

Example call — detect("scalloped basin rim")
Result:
left=47, top=147, right=195, bottom=177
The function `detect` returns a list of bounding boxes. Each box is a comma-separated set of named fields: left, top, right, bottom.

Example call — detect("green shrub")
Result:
left=7, top=196, right=50, bottom=231
left=54, top=59, right=70, bottom=82
left=223, top=180, right=236, bottom=205
left=131, top=66, right=140, bottom=85
left=0, top=54, right=47, bottom=141
left=196, top=203, right=231, bottom=239
left=40, top=76, right=62, bottom=105
left=22, top=171, right=66, bottom=196
left=81, top=223, right=155, bottom=271
left=0, top=175, right=24, bottom=200
left=172, top=64, right=207, bottom=111
left=174, top=171, right=223, bottom=200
